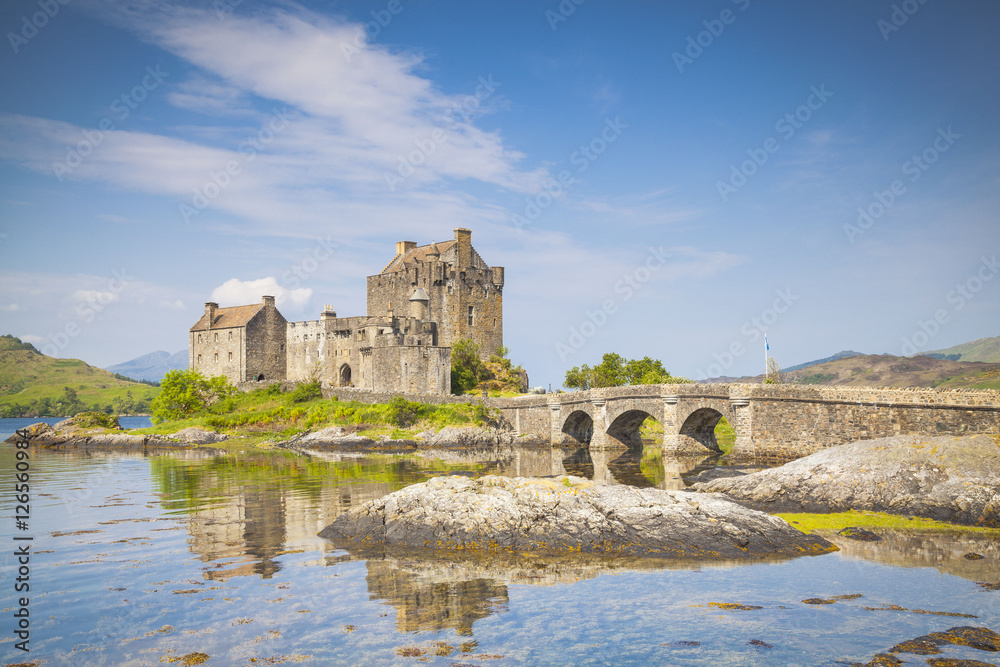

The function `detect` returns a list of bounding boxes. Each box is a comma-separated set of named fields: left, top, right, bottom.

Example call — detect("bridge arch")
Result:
left=561, top=409, right=594, bottom=445
left=677, top=407, right=725, bottom=453
left=605, top=408, right=657, bottom=451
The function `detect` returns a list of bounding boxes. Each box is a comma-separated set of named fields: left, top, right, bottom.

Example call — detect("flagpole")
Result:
left=764, top=334, right=769, bottom=377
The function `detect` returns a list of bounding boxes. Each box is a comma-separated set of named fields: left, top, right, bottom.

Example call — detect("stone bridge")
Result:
left=491, top=384, right=1000, bottom=459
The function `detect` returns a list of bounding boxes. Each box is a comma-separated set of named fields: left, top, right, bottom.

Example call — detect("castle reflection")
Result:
left=145, top=445, right=750, bottom=632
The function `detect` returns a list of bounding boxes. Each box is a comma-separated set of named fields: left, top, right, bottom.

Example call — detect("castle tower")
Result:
left=367, top=228, right=503, bottom=358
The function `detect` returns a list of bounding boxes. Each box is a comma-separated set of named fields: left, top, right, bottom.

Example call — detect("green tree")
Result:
left=450, top=339, right=491, bottom=394
left=564, top=353, right=692, bottom=390
left=151, top=369, right=237, bottom=423
left=763, top=356, right=783, bottom=384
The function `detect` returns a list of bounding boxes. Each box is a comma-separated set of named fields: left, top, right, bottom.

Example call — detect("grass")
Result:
left=0, top=346, right=158, bottom=416
left=136, top=384, right=497, bottom=441
left=775, top=510, right=1000, bottom=535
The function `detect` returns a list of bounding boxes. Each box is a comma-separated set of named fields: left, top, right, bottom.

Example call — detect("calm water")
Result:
left=1, top=426, right=998, bottom=665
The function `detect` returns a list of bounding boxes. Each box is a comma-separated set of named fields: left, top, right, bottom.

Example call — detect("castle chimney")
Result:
left=321, top=304, right=337, bottom=321
left=396, top=241, right=417, bottom=256
left=454, top=228, right=472, bottom=267
left=205, top=302, right=218, bottom=328
left=262, top=295, right=276, bottom=307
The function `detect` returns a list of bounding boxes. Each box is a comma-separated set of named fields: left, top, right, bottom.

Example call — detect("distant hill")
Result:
left=782, top=350, right=864, bottom=373
left=0, top=335, right=159, bottom=417
left=925, top=335, right=1000, bottom=363
left=106, top=349, right=187, bottom=383
left=776, top=354, right=1000, bottom=390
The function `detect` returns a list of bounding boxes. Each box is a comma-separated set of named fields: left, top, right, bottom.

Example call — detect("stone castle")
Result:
left=189, top=228, right=503, bottom=395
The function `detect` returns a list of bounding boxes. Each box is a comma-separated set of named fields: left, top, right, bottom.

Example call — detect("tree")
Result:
left=564, top=353, right=692, bottom=390
left=764, top=356, right=783, bottom=384
left=450, top=339, right=491, bottom=394
left=151, top=369, right=237, bottom=423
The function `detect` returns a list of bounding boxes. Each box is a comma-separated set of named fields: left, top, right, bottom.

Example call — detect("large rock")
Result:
left=319, top=475, right=836, bottom=559
left=692, top=435, right=1000, bottom=527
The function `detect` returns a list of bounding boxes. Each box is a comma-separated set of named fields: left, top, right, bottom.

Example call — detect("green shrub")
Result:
left=73, top=411, right=121, bottom=429
left=387, top=397, right=421, bottom=427
left=289, top=381, right=322, bottom=403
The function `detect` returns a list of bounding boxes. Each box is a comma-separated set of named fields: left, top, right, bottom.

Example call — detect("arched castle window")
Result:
left=468, top=306, right=474, bottom=326
left=197, top=354, right=202, bottom=363
left=228, top=352, right=233, bottom=361
left=198, top=334, right=202, bottom=343
left=214, top=333, right=218, bottom=342
left=229, top=331, right=233, bottom=341
left=214, top=353, right=219, bottom=362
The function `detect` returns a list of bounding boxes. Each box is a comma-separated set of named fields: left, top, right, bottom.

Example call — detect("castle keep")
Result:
left=189, top=229, right=503, bottom=395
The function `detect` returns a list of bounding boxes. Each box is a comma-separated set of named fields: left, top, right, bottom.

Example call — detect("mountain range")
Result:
left=105, top=350, right=187, bottom=383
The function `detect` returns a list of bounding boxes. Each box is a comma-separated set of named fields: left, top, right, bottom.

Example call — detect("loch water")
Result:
left=1, top=425, right=998, bottom=665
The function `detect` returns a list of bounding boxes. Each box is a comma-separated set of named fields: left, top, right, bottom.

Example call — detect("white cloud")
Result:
left=211, top=277, right=312, bottom=311
left=159, top=299, right=186, bottom=310
left=0, top=3, right=552, bottom=241
left=19, top=334, right=44, bottom=345
left=72, top=290, right=120, bottom=306
left=0, top=303, right=19, bottom=312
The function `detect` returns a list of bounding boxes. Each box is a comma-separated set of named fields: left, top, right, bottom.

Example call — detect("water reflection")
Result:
left=828, top=529, right=1000, bottom=582
left=340, top=545, right=757, bottom=636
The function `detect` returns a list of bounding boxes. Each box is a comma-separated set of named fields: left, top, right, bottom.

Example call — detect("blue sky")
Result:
left=1, top=0, right=998, bottom=386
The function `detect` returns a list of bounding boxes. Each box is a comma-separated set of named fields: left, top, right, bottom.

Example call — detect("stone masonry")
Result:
left=190, top=229, right=502, bottom=395
left=492, top=383, right=1000, bottom=460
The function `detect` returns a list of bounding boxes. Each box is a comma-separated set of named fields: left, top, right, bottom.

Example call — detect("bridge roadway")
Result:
left=490, top=383, right=1000, bottom=459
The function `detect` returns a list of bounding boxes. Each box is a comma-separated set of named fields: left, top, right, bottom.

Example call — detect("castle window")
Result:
left=280, top=344, right=285, bottom=351
left=214, top=332, right=218, bottom=342
left=214, top=353, right=219, bottom=362
left=228, top=352, right=233, bottom=361
left=468, top=306, right=474, bottom=326
left=197, top=354, right=202, bottom=363
left=493, top=318, right=497, bottom=328
left=229, top=331, right=233, bottom=341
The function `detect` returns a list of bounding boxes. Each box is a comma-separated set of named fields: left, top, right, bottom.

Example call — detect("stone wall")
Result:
left=491, top=384, right=1000, bottom=459
left=190, top=326, right=245, bottom=381
left=737, top=384, right=1000, bottom=458
left=244, top=299, right=287, bottom=382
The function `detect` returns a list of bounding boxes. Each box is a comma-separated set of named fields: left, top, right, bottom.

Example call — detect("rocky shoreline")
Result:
left=692, top=434, right=1000, bottom=527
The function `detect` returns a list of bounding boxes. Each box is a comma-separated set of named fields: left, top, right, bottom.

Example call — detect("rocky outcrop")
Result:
left=284, top=425, right=545, bottom=451
left=320, top=475, right=836, bottom=559
left=5, top=421, right=221, bottom=451
left=166, top=427, right=229, bottom=444
left=692, top=435, right=1000, bottom=527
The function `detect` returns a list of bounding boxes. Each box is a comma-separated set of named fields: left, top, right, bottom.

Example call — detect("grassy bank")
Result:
left=775, top=510, right=1000, bottom=535
left=136, top=381, right=496, bottom=443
